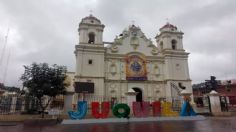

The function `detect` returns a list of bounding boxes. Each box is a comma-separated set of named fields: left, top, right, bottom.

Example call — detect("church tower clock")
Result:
left=74, top=14, right=105, bottom=96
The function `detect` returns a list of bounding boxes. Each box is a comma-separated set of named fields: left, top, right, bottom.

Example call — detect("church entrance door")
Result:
left=132, top=88, right=143, bottom=102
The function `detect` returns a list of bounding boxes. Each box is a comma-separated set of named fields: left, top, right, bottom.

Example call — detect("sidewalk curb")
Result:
left=61, top=115, right=206, bottom=124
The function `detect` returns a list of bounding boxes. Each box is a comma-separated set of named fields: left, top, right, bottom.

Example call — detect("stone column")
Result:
left=64, top=92, right=74, bottom=113
left=208, top=90, right=221, bottom=115
left=10, top=96, right=17, bottom=113
left=125, top=89, right=137, bottom=115
left=21, top=97, right=25, bottom=112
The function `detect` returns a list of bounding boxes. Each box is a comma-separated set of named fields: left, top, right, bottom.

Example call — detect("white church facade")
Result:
left=65, top=14, right=192, bottom=105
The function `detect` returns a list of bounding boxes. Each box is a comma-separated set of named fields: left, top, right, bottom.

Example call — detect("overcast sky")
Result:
left=0, top=0, right=236, bottom=87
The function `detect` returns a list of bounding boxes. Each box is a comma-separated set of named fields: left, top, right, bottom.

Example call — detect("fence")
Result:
left=194, top=95, right=236, bottom=112
left=0, top=94, right=184, bottom=121
left=1, top=95, right=183, bottom=113
left=219, top=96, right=236, bottom=113
left=0, top=95, right=64, bottom=115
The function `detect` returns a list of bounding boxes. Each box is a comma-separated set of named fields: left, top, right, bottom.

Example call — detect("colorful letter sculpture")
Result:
left=132, top=102, right=150, bottom=117
left=180, top=101, right=197, bottom=116
left=67, top=100, right=197, bottom=119
left=91, top=102, right=110, bottom=119
left=152, top=101, right=161, bottom=116
left=161, top=102, right=179, bottom=117
left=112, top=103, right=130, bottom=118
left=68, top=101, right=87, bottom=119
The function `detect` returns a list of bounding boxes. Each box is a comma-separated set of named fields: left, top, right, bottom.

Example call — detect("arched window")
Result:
left=171, top=39, right=177, bottom=50
left=160, top=41, right=163, bottom=50
left=88, top=32, right=95, bottom=44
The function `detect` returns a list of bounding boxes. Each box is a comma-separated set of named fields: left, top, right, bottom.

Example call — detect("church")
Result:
left=65, top=14, right=192, bottom=105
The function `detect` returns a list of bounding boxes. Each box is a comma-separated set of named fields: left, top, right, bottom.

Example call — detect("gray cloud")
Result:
left=0, top=0, right=235, bottom=86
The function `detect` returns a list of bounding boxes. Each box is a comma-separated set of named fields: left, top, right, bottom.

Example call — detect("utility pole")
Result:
left=0, top=28, right=10, bottom=66
left=3, top=50, right=11, bottom=83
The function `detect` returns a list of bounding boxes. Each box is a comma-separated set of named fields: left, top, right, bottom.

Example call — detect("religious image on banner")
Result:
left=125, top=54, right=147, bottom=80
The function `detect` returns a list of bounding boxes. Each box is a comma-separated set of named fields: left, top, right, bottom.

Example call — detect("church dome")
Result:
left=80, top=14, right=101, bottom=25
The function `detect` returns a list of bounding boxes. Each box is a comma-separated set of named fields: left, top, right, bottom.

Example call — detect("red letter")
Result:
left=91, top=102, right=110, bottom=118
left=152, top=101, right=161, bottom=116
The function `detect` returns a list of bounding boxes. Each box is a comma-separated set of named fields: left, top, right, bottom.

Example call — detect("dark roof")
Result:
left=0, top=85, right=20, bottom=93
left=0, top=83, right=4, bottom=89
left=160, top=22, right=177, bottom=30
left=81, top=14, right=101, bottom=23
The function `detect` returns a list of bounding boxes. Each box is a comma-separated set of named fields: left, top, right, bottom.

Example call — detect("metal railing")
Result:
left=0, top=95, right=64, bottom=115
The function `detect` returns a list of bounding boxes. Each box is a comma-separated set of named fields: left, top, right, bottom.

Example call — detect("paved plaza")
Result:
left=0, top=117, right=236, bottom=132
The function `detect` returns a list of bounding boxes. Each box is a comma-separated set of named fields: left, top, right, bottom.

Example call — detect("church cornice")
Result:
left=75, top=50, right=105, bottom=54
left=74, top=75, right=105, bottom=79
left=79, top=23, right=105, bottom=29
left=164, top=54, right=189, bottom=59
left=161, top=50, right=189, bottom=58
left=156, top=31, right=184, bottom=39
left=67, top=71, right=75, bottom=74
left=162, top=49, right=186, bottom=52
left=75, top=44, right=105, bottom=52
left=103, top=42, right=114, bottom=45
left=77, top=43, right=104, bottom=46
left=105, top=53, right=165, bottom=62
left=163, top=79, right=192, bottom=82
left=105, top=79, right=165, bottom=84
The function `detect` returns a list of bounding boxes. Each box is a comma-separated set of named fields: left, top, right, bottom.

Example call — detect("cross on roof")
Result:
left=166, top=18, right=169, bottom=24
left=132, top=20, right=135, bottom=25
left=89, top=10, right=93, bottom=15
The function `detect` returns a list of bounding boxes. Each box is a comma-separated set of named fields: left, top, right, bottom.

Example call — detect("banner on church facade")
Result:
left=125, top=54, right=147, bottom=81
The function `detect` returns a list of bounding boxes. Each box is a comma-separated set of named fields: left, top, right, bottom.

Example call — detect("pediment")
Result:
left=107, top=25, right=159, bottom=56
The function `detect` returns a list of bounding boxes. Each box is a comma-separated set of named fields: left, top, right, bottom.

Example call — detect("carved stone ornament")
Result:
left=114, top=36, right=122, bottom=45
left=130, top=36, right=139, bottom=50
left=110, top=83, right=116, bottom=88
left=122, top=29, right=129, bottom=38
left=153, top=64, right=160, bottom=76
left=151, top=48, right=158, bottom=55
left=110, top=62, right=117, bottom=75
left=155, top=88, right=161, bottom=95
left=111, top=45, right=118, bottom=53
left=130, top=26, right=139, bottom=37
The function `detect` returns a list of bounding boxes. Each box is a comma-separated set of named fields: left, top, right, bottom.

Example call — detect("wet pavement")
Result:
left=1, top=117, right=236, bottom=132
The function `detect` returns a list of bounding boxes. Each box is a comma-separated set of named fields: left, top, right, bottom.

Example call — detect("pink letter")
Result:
left=132, top=102, right=150, bottom=117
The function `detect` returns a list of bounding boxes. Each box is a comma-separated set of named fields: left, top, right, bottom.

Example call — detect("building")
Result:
left=0, top=83, right=5, bottom=96
left=0, top=83, right=20, bottom=96
left=65, top=14, right=192, bottom=105
left=193, top=79, right=236, bottom=107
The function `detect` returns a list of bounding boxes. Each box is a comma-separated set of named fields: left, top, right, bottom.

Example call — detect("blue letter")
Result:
left=68, top=101, right=87, bottom=119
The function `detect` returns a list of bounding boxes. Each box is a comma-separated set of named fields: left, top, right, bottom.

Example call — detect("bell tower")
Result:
left=78, top=14, right=104, bottom=45
left=156, top=23, right=192, bottom=99
left=156, top=22, right=184, bottom=51
left=74, top=14, right=105, bottom=96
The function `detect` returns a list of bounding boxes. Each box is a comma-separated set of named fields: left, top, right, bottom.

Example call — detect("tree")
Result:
left=20, top=63, right=67, bottom=118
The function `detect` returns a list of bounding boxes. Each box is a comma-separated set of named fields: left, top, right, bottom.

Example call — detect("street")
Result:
left=1, top=117, right=236, bottom=132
